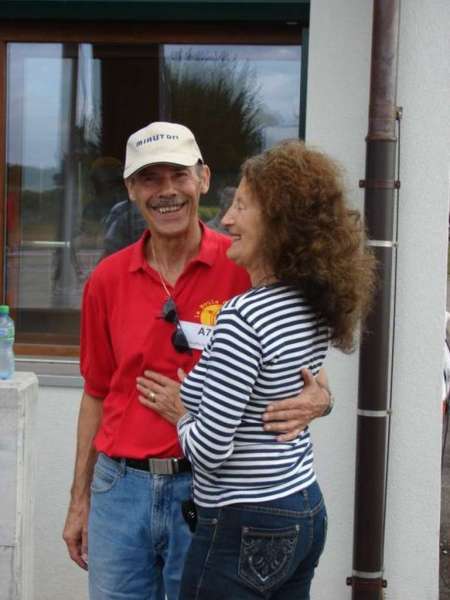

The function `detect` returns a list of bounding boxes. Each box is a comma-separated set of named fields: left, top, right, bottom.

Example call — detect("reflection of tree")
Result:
left=7, top=163, right=63, bottom=239
left=53, top=121, right=116, bottom=241
left=164, top=50, right=264, bottom=194
left=53, top=121, right=102, bottom=190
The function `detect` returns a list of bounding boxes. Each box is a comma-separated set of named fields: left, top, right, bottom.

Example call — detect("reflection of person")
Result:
left=87, top=157, right=147, bottom=257
left=139, top=140, right=375, bottom=599
left=102, top=198, right=147, bottom=257
left=206, top=186, right=235, bottom=233
left=84, top=156, right=125, bottom=223
left=62, top=123, right=331, bottom=600
left=71, top=157, right=131, bottom=280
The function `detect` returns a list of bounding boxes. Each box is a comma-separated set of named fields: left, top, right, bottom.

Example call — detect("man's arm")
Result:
left=262, top=368, right=332, bottom=442
left=63, top=392, right=103, bottom=570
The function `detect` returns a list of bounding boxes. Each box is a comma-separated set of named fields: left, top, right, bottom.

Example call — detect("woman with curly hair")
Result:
left=141, top=140, right=375, bottom=599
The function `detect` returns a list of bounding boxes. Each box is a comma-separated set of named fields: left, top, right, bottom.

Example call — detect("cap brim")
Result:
left=124, top=153, right=201, bottom=178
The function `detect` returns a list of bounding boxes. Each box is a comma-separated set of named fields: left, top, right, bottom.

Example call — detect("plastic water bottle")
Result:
left=0, top=305, right=15, bottom=379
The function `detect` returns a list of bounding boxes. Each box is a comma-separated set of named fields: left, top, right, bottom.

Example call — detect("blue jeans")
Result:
left=88, top=453, right=193, bottom=600
left=179, top=481, right=327, bottom=600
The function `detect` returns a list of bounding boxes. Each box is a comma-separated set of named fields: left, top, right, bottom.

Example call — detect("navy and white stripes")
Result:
left=177, top=284, right=329, bottom=507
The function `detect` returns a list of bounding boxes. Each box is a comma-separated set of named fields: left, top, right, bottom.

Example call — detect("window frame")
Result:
left=0, top=19, right=306, bottom=358
left=0, top=1, right=310, bottom=23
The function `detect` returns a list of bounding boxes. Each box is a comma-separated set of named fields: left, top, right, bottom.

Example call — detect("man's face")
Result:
left=125, top=163, right=210, bottom=238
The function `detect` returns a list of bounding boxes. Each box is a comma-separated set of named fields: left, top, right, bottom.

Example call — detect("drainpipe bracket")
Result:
left=366, top=240, right=398, bottom=248
left=357, top=408, right=392, bottom=417
left=359, top=179, right=401, bottom=189
left=346, top=576, right=388, bottom=590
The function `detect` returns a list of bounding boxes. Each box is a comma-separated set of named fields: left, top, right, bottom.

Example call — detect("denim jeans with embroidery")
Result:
left=179, top=481, right=327, bottom=600
left=88, top=453, right=193, bottom=600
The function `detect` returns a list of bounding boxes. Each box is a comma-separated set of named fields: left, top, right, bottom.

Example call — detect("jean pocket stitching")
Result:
left=229, top=504, right=310, bottom=519
left=195, top=515, right=221, bottom=599
left=90, top=464, right=123, bottom=494
left=197, top=517, right=219, bottom=526
left=238, top=525, right=299, bottom=593
left=310, top=496, right=325, bottom=517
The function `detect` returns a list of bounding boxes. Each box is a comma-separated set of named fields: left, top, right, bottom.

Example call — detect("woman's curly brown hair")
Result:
left=241, top=140, right=376, bottom=352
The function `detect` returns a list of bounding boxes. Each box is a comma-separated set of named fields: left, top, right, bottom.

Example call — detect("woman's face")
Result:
left=221, top=178, right=266, bottom=280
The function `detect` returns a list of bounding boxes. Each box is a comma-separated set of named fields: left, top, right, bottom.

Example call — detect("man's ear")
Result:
left=125, top=177, right=136, bottom=202
left=199, top=165, right=211, bottom=194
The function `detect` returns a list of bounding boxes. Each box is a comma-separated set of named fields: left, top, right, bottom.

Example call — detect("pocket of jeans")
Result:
left=90, top=462, right=122, bottom=494
left=238, top=525, right=299, bottom=593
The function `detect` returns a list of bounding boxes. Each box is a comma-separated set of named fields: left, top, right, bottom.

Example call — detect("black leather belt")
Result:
left=112, top=456, right=191, bottom=475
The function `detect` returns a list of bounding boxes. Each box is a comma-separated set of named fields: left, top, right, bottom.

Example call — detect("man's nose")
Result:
left=157, top=176, right=177, bottom=196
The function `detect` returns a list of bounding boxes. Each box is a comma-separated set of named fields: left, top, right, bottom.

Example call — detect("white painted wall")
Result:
left=307, top=1, right=450, bottom=599
left=26, top=1, right=450, bottom=599
left=383, top=1, right=450, bottom=598
left=0, top=373, right=38, bottom=600
left=33, top=386, right=88, bottom=600
left=306, top=1, right=372, bottom=597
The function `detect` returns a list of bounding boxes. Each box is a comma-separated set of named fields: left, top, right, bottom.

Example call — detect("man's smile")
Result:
left=150, top=200, right=187, bottom=215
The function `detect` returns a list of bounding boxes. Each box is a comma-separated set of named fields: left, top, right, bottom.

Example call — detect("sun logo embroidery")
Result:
left=196, top=301, right=223, bottom=326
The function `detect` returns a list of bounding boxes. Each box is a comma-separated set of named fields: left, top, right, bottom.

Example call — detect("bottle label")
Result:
left=0, top=326, right=14, bottom=342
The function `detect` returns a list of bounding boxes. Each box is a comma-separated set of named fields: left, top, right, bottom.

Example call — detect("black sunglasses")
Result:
left=162, top=297, right=192, bottom=355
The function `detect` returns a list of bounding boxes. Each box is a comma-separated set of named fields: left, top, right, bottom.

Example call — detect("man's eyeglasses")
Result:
left=162, top=297, right=192, bottom=355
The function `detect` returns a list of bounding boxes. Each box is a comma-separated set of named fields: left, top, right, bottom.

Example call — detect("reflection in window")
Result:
left=163, top=45, right=301, bottom=221
left=5, top=41, right=302, bottom=349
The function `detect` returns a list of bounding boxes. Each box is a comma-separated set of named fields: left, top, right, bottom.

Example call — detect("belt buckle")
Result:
left=148, top=458, right=176, bottom=475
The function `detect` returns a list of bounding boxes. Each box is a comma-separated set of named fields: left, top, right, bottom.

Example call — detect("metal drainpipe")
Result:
left=347, top=1, right=401, bottom=599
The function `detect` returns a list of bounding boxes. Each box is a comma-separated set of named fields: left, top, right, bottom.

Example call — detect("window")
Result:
left=1, top=22, right=305, bottom=356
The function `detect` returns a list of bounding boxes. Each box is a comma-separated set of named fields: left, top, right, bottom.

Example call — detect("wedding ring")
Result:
left=149, top=390, right=156, bottom=401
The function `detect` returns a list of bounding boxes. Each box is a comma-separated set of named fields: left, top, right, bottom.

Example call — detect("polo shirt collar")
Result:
left=129, top=222, right=219, bottom=273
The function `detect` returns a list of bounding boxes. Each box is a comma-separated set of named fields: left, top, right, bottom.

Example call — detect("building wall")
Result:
left=306, top=0, right=372, bottom=597
left=307, top=1, right=450, bottom=599
left=33, top=386, right=87, bottom=600
left=383, top=0, right=450, bottom=597
left=30, top=1, right=450, bottom=599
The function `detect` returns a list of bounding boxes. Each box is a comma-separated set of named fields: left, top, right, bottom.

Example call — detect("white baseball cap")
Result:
left=123, top=121, right=203, bottom=178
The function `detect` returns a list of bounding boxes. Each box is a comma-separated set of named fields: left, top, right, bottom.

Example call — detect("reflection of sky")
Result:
left=166, top=44, right=302, bottom=132
left=7, top=44, right=64, bottom=170
left=8, top=42, right=301, bottom=170
left=8, top=43, right=101, bottom=172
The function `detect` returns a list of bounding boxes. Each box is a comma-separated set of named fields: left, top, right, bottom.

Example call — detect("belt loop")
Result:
left=106, top=453, right=126, bottom=475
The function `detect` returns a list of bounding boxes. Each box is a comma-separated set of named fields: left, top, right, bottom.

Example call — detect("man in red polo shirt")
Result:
left=63, top=122, right=331, bottom=600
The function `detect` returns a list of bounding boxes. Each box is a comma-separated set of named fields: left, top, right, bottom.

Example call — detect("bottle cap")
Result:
left=0, top=305, right=10, bottom=314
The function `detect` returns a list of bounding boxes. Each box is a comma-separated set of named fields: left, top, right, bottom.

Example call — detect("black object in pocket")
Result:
left=182, top=498, right=198, bottom=533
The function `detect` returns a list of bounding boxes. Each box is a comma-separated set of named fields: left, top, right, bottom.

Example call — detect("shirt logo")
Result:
left=196, top=300, right=223, bottom=326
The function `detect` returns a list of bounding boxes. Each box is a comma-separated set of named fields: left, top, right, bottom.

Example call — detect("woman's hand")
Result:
left=137, top=369, right=187, bottom=425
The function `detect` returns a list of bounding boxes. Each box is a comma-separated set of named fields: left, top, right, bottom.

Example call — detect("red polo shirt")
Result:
left=80, top=225, right=250, bottom=459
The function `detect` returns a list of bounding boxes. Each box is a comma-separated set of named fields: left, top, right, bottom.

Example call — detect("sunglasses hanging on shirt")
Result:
left=151, top=239, right=192, bottom=355
left=161, top=297, right=192, bottom=355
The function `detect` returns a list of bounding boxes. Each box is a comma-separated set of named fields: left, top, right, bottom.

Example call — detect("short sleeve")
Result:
left=80, top=275, right=116, bottom=398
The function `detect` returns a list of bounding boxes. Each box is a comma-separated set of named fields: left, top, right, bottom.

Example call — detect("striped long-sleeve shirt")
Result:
left=177, top=284, right=329, bottom=507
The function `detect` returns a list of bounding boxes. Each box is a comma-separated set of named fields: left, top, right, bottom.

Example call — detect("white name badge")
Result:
left=179, top=320, right=215, bottom=350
